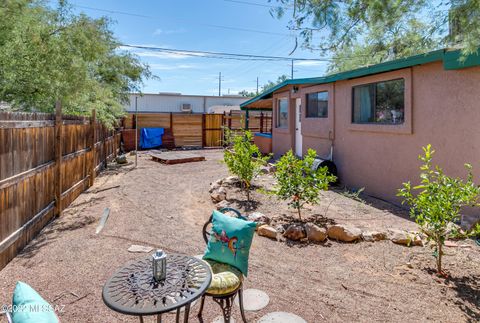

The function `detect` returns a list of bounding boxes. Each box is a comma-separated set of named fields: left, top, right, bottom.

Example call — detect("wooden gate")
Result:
left=203, top=114, right=224, bottom=147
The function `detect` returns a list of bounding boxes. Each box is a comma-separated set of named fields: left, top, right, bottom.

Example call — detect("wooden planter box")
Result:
left=254, top=133, right=272, bottom=154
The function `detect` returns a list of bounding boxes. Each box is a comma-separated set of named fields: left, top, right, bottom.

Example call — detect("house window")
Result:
left=276, top=98, right=288, bottom=128
left=352, top=79, right=405, bottom=124
left=306, top=91, right=328, bottom=118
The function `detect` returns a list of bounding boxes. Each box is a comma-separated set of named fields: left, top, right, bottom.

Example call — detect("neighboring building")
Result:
left=125, top=92, right=248, bottom=114
left=241, top=48, right=480, bottom=225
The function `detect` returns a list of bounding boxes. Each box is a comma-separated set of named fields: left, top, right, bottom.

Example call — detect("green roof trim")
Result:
left=241, top=48, right=478, bottom=109
left=443, top=50, right=480, bottom=70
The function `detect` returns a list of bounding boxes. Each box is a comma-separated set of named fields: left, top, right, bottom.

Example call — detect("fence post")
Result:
left=103, top=125, right=108, bottom=168
left=54, top=101, right=63, bottom=216
left=202, top=114, right=206, bottom=148
left=260, top=112, right=264, bottom=133
left=89, top=109, right=96, bottom=186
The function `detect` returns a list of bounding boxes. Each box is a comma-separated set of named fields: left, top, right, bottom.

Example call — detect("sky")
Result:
left=57, top=0, right=330, bottom=96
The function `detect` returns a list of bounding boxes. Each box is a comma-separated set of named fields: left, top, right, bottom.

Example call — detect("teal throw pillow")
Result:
left=11, top=281, right=59, bottom=323
left=203, top=210, right=256, bottom=276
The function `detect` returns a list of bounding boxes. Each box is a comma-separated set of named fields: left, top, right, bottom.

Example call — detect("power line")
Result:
left=223, top=0, right=292, bottom=9
left=121, top=44, right=334, bottom=62
left=72, top=4, right=290, bottom=37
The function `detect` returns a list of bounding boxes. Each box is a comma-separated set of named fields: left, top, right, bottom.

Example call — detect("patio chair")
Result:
left=0, top=310, right=12, bottom=323
left=198, top=207, right=249, bottom=323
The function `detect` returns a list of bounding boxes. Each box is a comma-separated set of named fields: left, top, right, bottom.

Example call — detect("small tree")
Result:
left=398, top=145, right=480, bottom=274
left=223, top=130, right=270, bottom=202
left=273, top=149, right=336, bottom=219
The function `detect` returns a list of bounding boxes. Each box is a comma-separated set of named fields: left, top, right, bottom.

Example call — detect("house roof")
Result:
left=241, top=48, right=480, bottom=109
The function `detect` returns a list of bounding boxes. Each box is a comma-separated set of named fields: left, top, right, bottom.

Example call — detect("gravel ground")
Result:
left=0, top=149, right=479, bottom=323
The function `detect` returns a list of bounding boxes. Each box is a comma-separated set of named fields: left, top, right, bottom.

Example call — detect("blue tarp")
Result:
left=140, top=128, right=164, bottom=149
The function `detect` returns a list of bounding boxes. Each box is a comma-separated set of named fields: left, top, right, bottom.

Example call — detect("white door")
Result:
left=295, top=98, right=302, bottom=157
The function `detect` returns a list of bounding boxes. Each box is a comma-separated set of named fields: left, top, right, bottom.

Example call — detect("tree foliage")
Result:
left=223, top=130, right=270, bottom=202
left=270, top=0, right=480, bottom=72
left=273, top=149, right=336, bottom=219
left=397, top=145, right=480, bottom=274
left=0, top=0, right=151, bottom=126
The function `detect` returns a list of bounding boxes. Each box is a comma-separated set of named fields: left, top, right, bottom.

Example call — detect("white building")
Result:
left=125, top=93, right=249, bottom=114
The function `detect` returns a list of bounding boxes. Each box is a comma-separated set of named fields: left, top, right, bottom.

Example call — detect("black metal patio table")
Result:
left=102, top=254, right=212, bottom=323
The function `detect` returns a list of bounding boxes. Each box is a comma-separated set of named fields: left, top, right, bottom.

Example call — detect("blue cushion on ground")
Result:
left=11, top=281, right=59, bottom=323
left=203, top=210, right=256, bottom=276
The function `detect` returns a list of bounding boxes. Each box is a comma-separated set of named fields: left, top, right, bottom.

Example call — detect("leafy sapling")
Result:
left=398, top=144, right=480, bottom=274
left=223, top=130, right=270, bottom=203
left=273, top=149, right=337, bottom=219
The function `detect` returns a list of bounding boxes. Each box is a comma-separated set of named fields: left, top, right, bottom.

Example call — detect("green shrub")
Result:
left=398, top=144, right=480, bottom=274
left=223, top=130, right=270, bottom=202
left=273, top=149, right=336, bottom=219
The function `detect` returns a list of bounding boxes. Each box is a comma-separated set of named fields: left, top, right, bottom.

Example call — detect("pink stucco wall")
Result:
left=271, top=61, right=480, bottom=224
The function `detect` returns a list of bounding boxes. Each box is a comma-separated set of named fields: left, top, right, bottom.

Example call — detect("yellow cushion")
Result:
left=204, top=259, right=243, bottom=295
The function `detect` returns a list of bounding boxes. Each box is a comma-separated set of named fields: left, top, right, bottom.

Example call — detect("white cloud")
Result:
left=153, top=28, right=186, bottom=36
left=149, top=63, right=198, bottom=71
left=294, top=61, right=325, bottom=67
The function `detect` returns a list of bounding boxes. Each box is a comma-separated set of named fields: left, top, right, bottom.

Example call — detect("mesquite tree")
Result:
left=273, top=149, right=336, bottom=219
left=223, top=130, right=270, bottom=202
left=398, top=145, right=479, bottom=274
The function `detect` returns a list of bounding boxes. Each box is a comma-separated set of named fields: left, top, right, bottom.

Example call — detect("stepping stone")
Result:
left=194, top=254, right=204, bottom=260
left=234, top=289, right=269, bottom=311
left=212, top=316, right=235, bottom=323
left=258, top=312, right=307, bottom=323
left=127, top=245, right=153, bottom=253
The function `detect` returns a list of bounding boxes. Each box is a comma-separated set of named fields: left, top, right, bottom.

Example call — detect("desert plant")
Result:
left=397, top=144, right=480, bottom=274
left=273, top=149, right=336, bottom=219
left=223, top=130, right=270, bottom=202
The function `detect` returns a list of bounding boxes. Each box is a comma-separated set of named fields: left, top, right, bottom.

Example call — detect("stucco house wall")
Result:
left=270, top=61, right=480, bottom=225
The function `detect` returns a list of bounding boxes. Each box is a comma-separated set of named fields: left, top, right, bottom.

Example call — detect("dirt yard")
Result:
left=1, top=149, right=479, bottom=323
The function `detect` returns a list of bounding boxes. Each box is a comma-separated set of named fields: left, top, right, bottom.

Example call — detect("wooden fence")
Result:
left=0, top=106, right=120, bottom=270
left=122, top=111, right=272, bottom=150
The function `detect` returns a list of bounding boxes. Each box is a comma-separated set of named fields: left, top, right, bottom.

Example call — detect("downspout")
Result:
left=329, top=83, right=336, bottom=161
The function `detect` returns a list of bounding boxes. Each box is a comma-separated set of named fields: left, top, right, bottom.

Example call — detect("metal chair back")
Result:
left=202, top=208, right=247, bottom=244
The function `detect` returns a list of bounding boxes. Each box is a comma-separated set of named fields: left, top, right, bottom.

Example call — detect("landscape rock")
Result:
left=267, top=164, right=277, bottom=173
left=260, top=167, right=270, bottom=174
left=222, top=176, right=240, bottom=186
left=327, top=224, right=362, bottom=242
left=257, top=225, right=278, bottom=239
left=209, top=179, right=222, bottom=193
left=284, top=224, right=306, bottom=241
left=389, top=229, right=416, bottom=246
left=215, top=200, right=231, bottom=210
left=248, top=212, right=270, bottom=224
left=305, top=223, right=327, bottom=242
left=275, top=225, right=286, bottom=234
left=362, top=230, right=387, bottom=242
left=116, top=154, right=127, bottom=164
left=211, top=187, right=227, bottom=202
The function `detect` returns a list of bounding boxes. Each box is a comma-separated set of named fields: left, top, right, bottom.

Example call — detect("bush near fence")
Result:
left=0, top=106, right=120, bottom=270
left=121, top=110, right=272, bottom=151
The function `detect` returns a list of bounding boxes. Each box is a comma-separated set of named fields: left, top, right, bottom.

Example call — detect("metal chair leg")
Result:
left=238, top=288, right=248, bottom=323
left=212, top=294, right=236, bottom=323
left=197, top=295, right=206, bottom=319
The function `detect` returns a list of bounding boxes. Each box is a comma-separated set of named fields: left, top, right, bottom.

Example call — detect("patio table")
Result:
left=102, top=254, right=212, bottom=323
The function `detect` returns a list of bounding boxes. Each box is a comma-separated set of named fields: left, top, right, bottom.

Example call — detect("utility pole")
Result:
left=135, top=96, right=138, bottom=168
left=217, top=72, right=224, bottom=96
left=291, top=59, right=294, bottom=79
left=256, top=77, right=259, bottom=95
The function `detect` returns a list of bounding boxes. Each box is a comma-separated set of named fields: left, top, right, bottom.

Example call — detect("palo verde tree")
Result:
left=397, top=145, right=480, bottom=274
left=270, top=0, right=480, bottom=73
left=273, top=149, right=336, bottom=219
left=223, top=130, right=270, bottom=203
left=0, top=0, right=152, bottom=127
